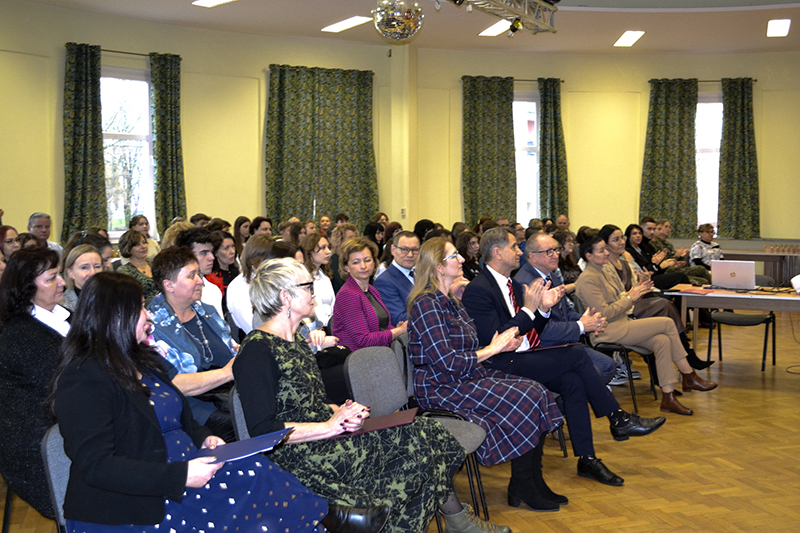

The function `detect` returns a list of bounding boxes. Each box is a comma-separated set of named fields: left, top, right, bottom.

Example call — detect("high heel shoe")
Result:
left=685, top=350, right=714, bottom=370
left=321, top=503, right=391, bottom=533
left=681, top=370, right=718, bottom=392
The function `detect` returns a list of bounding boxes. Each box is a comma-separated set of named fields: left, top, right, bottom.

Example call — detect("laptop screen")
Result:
left=710, top=260, right=756, bottom=290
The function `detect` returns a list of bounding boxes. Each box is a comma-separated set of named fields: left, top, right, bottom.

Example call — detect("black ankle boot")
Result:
left=507, top=442, right=561, bottom=512
left=321, top=503, right=391, bottom=533
left=679, top=332, right=714, bottom=369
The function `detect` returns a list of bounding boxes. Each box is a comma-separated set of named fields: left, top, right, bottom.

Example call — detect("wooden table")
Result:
left=663, top=284, right=800, bottom=347
left=722, top=250, right=800, bottom=286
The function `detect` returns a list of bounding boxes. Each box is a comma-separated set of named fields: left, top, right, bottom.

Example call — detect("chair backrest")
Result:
left=229, top=385, right=251, bottom=441
left=40, top=424, right=70, bottom=528
left=343, top=346, right=409, bottom=417
left=391, top=333, right=414, bottom=397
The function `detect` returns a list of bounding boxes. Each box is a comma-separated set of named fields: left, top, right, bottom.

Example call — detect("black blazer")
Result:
left=54, top=357, right=211, bottom=525
left=461, top=265, right=548, bottom=348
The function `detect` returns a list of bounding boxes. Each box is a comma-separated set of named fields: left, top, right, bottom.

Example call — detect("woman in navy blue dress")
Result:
left=52, top=272, right=385, bottom=533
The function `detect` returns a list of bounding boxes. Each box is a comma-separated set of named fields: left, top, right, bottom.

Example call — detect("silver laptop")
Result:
left=711, top=260, right=756, bottom=290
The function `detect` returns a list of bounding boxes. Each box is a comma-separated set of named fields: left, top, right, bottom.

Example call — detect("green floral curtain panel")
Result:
left=265, top=64, right=379, bottom=227
left=719, top=78, right=759, bottom=239
left=461, top=76, right=516, bottom=228
left=150, top=53, right=187, bottom=235
left=62, top=42, right=106, bottom=243
left=538, top=78, right=569, bottom=220
left=639, top=78, right=698, bottom=238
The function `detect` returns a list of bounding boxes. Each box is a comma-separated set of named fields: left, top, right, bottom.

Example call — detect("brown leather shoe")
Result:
left=681, top=370, right=719, bottom=392
left=660, top=391, right=693, bottom=415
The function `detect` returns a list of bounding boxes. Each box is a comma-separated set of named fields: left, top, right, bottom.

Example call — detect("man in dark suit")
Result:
left=373, top=231, right=420, bottom=323
left=462, top=228, right=665, bottom=493
left=514, top=233, right=616, bottom=383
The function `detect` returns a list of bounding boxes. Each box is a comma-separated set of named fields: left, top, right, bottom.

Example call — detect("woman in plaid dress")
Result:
left=408, top=238, right=566, bottom=513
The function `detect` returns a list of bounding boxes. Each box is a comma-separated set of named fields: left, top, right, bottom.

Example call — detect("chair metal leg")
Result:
left=434, top=511, right=444, bottom=532
left=556, top=427, right=568, bottom=458
left=2, top=488, right=12, bottom=533
left=707, top=323, right=713, bottom=361
left=763, top=322, right=769, bottom=370
left=717, top=322, right=723, bottom=361
left=463, top=455, right=480, bottom=520
left=620, top=349, right=639, bottom=414
left=470, top=454, right=489, bottom=520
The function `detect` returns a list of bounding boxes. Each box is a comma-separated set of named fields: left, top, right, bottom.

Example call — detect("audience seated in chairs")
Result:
left=575, top=235, right=719, bottom=416
left=234, top=257, right=504, bottom=533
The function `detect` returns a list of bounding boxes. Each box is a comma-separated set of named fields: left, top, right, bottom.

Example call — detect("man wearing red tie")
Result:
left=462, top=228, right=665, bottom=490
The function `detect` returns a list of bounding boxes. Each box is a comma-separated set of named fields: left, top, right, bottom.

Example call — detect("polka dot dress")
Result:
left=67, top=374, right=327, bottom=533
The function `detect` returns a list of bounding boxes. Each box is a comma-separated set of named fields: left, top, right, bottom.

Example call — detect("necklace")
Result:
left=182, top=312, right=213, bottom=364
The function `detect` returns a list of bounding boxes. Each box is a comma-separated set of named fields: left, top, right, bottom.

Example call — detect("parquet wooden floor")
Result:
left=4, top=311, right=800, bottom=533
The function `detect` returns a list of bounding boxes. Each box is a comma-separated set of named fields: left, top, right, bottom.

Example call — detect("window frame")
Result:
left=100, top=66, right=157, bottom=240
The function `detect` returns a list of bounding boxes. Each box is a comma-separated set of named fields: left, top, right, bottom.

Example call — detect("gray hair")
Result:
left=479, top=227, right=514, bottom=262
left=28, top=212, right=51, bottom=227
left=249, top=257, right=311, bottom=322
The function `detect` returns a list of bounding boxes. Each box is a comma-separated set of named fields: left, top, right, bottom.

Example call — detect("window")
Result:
left=513, top=92, right=540, bottom=224
left=696, top=95, right=723, bottom=232
left=101, top=68, right=156, bottom=238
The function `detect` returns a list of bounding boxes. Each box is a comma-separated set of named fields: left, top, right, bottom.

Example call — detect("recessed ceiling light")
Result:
left=322, top=16, right=372, bottom=33
left=614, top=30, right=645, bottom=47
left=191, top=0, right=238, bottom=7
left=479, top=19, right=511, bottom=37
left=767, top=19, right=791, bottom=38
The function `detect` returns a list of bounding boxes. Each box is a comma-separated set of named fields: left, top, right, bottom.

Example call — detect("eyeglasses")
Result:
left=442, top=251, right=461, bottom=262
left=396, top=246, right=420, bottom=256
left=531, top=247, right=563, bottom=257
left=296, top=281, right=315, bottom=295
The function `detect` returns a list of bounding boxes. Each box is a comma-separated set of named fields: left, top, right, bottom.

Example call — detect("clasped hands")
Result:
left=306, top=330, right=341, bottom=350
left=328, top=399, right=371, bottom=435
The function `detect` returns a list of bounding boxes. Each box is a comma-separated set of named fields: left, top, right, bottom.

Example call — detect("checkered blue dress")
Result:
left=409, top=292, right=564, bottom=466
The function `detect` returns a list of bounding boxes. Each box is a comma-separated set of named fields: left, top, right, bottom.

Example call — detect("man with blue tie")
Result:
left=373, top=231, right=420, bottom=323
left=515, top=233, right=616, bottom=383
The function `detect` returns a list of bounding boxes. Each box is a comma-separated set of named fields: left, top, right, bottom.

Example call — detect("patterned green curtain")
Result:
left=150, top=53, right=186, bottom=235
left=640, top=79, right=698, bottom=238
left=719, top=78, right=759, bottom=239
left=538, top=78, right=568, bottom=220
left=62, top=42, right=106, bottom=243
left=461, top=76, right=515, bottom=227
left=265, top=64, right=378, bottom=227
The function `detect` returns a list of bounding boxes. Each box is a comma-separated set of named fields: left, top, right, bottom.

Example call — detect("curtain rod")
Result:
left=514, top=78, right=564, bottom=83
left=699, top=79, right=758, bottom=83
left=101, top=48, right=149, bottom=58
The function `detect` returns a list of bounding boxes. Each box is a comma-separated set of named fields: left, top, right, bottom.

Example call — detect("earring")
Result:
left=287, top=306, right=292, bottom=319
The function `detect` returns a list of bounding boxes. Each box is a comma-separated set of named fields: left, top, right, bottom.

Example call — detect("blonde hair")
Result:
left=407, top=237, right=450, bottom=317
left=329, top=223, right=359, bottom=254
left=249, top=257, right=310, bottom=322
left=63, top=244, right=102, bottom=290
left=160, top=221, right=194, bottom=249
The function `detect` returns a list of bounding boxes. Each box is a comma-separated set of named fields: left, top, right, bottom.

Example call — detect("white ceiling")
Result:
left=29, top=0, right=800, bottom=54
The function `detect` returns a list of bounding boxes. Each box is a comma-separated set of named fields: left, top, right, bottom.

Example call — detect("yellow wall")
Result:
left=415, top=49, right=800, bottom=237
left=2, top=0, right=799, bottom=239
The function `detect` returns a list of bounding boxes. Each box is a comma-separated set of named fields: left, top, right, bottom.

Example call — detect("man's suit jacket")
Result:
left=373, top=263, right=414, bottom=323
left=514, top=262, right=582, bottom=346
left=461, top=265, right=548, bottom=347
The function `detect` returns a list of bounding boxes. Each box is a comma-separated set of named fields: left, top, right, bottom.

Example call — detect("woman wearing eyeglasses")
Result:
left=332, top=237, right=407, bottom=351
left=0, top=226, right=21, bottom=260
left=148, top=247, right=237, bottom=441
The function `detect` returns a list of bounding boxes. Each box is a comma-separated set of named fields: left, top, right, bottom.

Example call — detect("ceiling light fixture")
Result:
left=435, top=0, right=441, bottom=10
left=191, top=0, right=238, bottom=7
left=614, top=30, right=645, bottom=47
left=767, top=19, right=791, bottom=37
left=508, top=18, right=522, bottom=37
left=322, top=16, right=372, bottom=33
left=479, top=19, right=511, bottom=37
left=467, top=2, right=472, bottom=11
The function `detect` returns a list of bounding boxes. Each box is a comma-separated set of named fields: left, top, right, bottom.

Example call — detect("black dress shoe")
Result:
left=577, top=457, right=624, bottom=486
left=322, top=503, right=391, bottom=533
left=610, top=413, right=666, bottom=441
